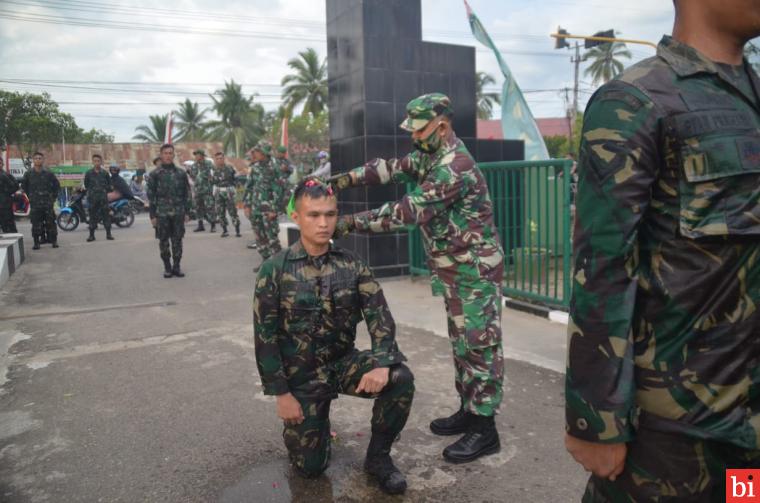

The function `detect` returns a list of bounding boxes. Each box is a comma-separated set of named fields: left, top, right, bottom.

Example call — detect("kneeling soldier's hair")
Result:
left=287, top=178, right=335, bottom=216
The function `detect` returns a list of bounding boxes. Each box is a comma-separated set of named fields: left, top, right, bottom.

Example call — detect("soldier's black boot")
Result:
left=430, top=406, right=469, bottom=436
left=442, top=414, right=500, bottom=464
left=220, top=225, right=229, bottom=237
left=172, top=259, right=185, bottom=278
left=364, top=433, right=407, bottom=495
left=162, top=257, right=173, bottom=278
left=193, top=221, right=205, bottom=232
left=209, top=222, right=216, bottom=233
left=106, top=228, right=114, bottom=240
left=87, top=229, right=95, bottom=242
left=235, top=223, right=241, bottom=237
left=50, top=237, right=59, bottom=248
left=32, top=235, right=40, bottom=250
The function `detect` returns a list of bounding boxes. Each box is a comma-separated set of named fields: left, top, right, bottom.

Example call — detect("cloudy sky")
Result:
left=0, top=0, right=678, bottom=142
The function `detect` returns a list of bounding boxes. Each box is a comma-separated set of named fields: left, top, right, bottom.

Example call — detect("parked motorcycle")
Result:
left=12, top=192, right=30, bottom=218
left=57, top=189, right=135, bottom=231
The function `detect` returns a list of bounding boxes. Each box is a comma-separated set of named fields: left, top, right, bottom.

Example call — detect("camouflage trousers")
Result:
left=283, top=351, right=414, bottom=477
left=250, top=212, right=281, bottom=260
left=215, top=189, right=239, bottom=228
left=156, top=214, right=185, bottom=262
left=194, top=191, right=216, bottom=225
left=0, top=205, right=16, bottom=233
left=88, top=198, right=111, bottom=231
left=30, top=204, right=57, bottom=241
left=583, top=427, right=760, bottom=502
left=438, top=263, right=504, bottom=417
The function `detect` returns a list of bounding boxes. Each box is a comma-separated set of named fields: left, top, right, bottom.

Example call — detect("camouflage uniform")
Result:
left=245, top=142, right=285, bottom=260
left=83, top=168, right=112, bottom=233
left=147, top=163, right=192, bottom=264
left=276, top=154, right=295, bottom=207
left=212, top=163, right=240, bottom=229
left=0, top=169, right=19, bottom=233
left=253, top=240, right=414, bottom=476
left=190, top=158, right=217, bottom=227
left=21, top=168, right=60, bottom=244
left=567, top=36, right=760, bottom=501
left=337, top=94, right=504, bottom=418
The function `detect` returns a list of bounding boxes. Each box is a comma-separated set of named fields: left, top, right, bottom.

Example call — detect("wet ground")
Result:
left=0, top=216, right=586, bottom=502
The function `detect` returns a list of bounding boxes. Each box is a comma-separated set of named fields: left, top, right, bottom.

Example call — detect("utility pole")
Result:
left=571, top=42, right=581, bottom=131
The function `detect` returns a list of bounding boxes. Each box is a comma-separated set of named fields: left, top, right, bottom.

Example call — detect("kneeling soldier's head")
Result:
left=288, top=179, right=337, bottom=249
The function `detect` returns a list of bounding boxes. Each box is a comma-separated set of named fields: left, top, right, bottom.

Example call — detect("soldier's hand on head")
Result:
left=355, top=367, right=389, bottom=395
left=565, top=434, right=626, bottom=481
left=276, top=392, right=305, bottom=425
left=333, top=215, right=355, bottom=239
left=327, top=172, right=354, bottom=192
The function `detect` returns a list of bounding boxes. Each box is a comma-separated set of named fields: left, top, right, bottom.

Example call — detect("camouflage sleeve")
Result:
left=350, top=154, right=424, bottom=186
left=253, top=257, right=289, bottom=395
left=84, top=171, right=92, bottom=192
left=566, top=81, right=660, bottom=444
left=352, top=164, right=466, bottom=233
left=20, top=172, right=29, bottom=194
left=242, top=173, right=254, bottom=207
left=106, top=173, right=113, bottom=193
left=357, top=260, right=406, bottom=367
left=50, top=172, right=60, bottom=203
left=183, top=172, right=192, bottom=214
left=146, top=172, right=157, bottom=219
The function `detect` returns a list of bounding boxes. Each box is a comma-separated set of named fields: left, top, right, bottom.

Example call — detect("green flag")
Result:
left=465, top=0, right=549, bottom=160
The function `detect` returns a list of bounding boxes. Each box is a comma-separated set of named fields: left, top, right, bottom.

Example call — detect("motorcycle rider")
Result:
left=107, top=164, right=133, bottom=202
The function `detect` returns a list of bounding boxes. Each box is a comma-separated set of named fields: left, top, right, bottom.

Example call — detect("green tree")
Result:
left=583, top=41, right=632, bottom=86
left=207, top=80, right=266, bottom=157
left=175, top=99, right=209, bottom=142
left=288, top=110, right=329, bottom=149
left=543, top=135, right=570, bottom=158
left=74, top=128, right=115, bottom=144
left=133, top=114, right=168, bottom=143
left=281, top=48, right=328, bottom=118
left=476, top=72, right=501, bottom=120
left=0, top=91, right=79, bottom=158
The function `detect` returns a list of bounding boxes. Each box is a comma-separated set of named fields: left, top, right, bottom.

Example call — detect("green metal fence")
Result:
left=408, top=159, right=573, bottom=309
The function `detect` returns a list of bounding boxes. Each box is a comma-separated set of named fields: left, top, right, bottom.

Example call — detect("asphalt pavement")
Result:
left=0, top=215, right=586, bottom=502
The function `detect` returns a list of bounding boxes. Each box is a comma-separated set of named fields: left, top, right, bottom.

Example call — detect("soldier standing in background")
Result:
left=0, top=156, right=19, bottom=233
left=83, top=154, right=113, bottom=242
left=189, top=149, right=217, bottom=233
left=565, top=1, right=760, bottom=500
left=147, top=144, right=191, bottom=278
left=21, top=152, right=59, bottom=250
left=212, top=151, right=241, bottom=238
left=244, top=141, right=284, bottom=272
left=254, top=179, right=413, bottom=494
left=329, top=93, right=504, bottom=464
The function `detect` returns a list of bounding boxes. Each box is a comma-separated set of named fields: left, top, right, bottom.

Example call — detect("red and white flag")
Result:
left=280, top=117, right=289, bottom=157
left=164, top=111, right=174, bottom=144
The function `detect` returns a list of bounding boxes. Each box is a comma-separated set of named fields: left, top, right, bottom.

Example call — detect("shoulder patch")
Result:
left=597, top=90, right=644, bottom=111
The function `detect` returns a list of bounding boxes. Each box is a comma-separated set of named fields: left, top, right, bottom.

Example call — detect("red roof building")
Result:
left=477, top=118, right=572, bottom=140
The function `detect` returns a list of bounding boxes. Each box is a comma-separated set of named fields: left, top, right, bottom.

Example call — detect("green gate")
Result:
left=408, top=159, right=573, bottom=309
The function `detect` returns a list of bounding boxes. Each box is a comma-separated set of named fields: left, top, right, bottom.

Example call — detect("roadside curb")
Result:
left=504, top=297, right=569, bottom=325
left=0, top=233, right=25, bottom=290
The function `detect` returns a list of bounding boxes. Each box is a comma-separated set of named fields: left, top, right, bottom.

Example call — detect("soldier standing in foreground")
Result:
left=565, top=1, right=760, bottom=500
left=0, top=156, right=19, bottom=233
left=212, top=151, right=241, bottom=238
left=329, top=93, right=504, bottom=464
left=21, top=152, right=59, bottom=250
left=254, top=179, right=414, bottom=494
left=147, top=144, right=191, bottom=278
left=83, top=154, right=113, bottom=242
left=189, top=149, right=217, bottom=233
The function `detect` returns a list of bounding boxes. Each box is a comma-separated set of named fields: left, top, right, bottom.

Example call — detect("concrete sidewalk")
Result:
left=0, top=216, right=586, bottom=502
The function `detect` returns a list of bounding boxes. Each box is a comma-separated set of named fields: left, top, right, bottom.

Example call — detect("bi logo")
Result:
left=728, top=470, right=760, bottom=502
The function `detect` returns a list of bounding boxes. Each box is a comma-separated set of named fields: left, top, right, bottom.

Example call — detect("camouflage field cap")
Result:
left=192, top=148, right=206, bottom=156
left=276, top=145, right=288, bottom=153
left=399, top=93, right=453, bottom=132
left=253, top=140, right=272, bottom=156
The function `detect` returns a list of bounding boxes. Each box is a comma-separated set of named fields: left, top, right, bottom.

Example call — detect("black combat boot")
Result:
left=163, top=257, right=173, bottom=278
left=87, top=229, right=95, bottom=242
left=220, top=224, right=229, bottom=237
left=32, top=235, right=40, bottom=250
left=106, top=228, right=114, bottom=240
left=50, top=237, right=59, bottom=248
left=209, top=222, right=216, bottom=233
left=430, top=407, right=470, bottom=436
left=442, top=414, right=500, bottom=464
left=193, top=221, right=205, bottom=232
left=172, top=259, right=185, bottom=278
left=364, top=433, right=407, bottom=495
left=234, top=222, right=241, bottom=237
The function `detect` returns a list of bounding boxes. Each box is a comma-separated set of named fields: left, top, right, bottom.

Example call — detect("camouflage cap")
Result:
left=193, top=148, right=206, bottom=156
left=253, top=140, right=272, bottom=156
left=399, top=93, right=453, bottom=132
left=276, top=145, right=288, bottom=153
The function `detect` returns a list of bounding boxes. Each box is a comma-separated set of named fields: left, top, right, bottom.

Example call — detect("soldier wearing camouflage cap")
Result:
left=328, top=92, right=505, bottom=464
left=189, top=149, right=217, bottom=233
left=565, top=1, right=760, bottom=500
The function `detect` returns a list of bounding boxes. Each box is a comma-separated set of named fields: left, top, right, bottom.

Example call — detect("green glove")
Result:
left=333, top=215, right=355, bottom=239
left=328, top=172, right=354, bottom=192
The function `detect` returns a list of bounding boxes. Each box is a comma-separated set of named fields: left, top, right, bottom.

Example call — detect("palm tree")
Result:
left=132, top=114, right=168, bottom=143
left=207, top=80, right=266, bottom=158
left=281, top=48, right=328, bottom=118
left=476, top=72, right=501, bottom=120
left=583, top=41, right=632, bottom=86
left=174, top=99, right=209, bottom=142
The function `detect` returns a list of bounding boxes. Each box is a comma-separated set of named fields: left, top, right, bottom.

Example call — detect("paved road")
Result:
left=0, top=216, right=586, bottom=502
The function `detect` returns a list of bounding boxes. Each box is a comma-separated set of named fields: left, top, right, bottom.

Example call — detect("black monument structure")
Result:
left=327, top=0, right=524, bottom=277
